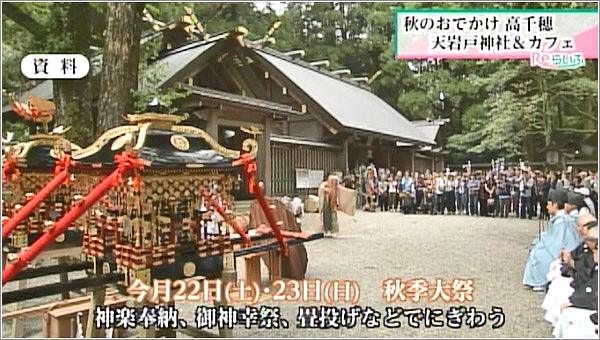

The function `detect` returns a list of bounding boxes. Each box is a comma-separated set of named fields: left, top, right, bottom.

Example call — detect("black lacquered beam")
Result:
left=2, top=273, right=124, bottom=304
left=234, top=232, right=324, bottom=257
left=230, top=231, right=278, bottom=245
left=10, top=261, right=93, bottom=282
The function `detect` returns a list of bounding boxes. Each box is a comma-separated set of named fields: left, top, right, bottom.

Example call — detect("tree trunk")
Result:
left=97, top=3, right=144, bottom=134
left=51, top=3, right=95, bottom=145
left=583, top=60, right=597, bottom=131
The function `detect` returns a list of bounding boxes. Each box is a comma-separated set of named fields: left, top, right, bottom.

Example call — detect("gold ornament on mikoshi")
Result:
left=111, top=133, right=133, bottom=151
left=183, top=262, right=196, bottom=277
left=55, top=233, right=65, bottom=243
left=170, top=135, right=190, bottom=151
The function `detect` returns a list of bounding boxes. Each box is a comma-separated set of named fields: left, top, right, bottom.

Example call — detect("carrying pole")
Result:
left=2, top=152, right=143, bottom=285
left=2, top=157, right=72, bottom=239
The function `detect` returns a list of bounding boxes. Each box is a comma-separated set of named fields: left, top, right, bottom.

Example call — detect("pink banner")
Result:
left=394, top=10, right=599, bottom=64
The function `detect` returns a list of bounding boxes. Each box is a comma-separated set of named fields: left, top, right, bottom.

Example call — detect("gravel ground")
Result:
left=2, top=211, right=552, bottom=338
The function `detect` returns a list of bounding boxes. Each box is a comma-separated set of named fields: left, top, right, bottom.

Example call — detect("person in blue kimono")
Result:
left=523, top=189, right=581, bottom=291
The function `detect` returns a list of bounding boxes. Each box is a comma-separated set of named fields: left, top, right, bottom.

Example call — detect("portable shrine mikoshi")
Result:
left=2, top=97, right=83, bottom=256
left=2, top=111, right=323, bottom=291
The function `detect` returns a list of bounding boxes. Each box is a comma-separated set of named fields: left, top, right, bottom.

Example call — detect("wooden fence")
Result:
left=270, top=143, right=339, bottom=197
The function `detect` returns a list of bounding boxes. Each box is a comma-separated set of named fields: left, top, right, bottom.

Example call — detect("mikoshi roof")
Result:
left=3, top=134, right=81, bottom=169
left=5, top=114, right=255, bottom=170
left=68, top=113, right=255, bottom=170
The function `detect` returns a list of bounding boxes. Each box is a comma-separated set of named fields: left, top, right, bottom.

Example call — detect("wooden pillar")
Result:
left=411, top=150, right=415, bottom=173
left=135, top=299, right=156, bottom=338
left=282, top=120, right=289, bottom=135
left=217, top=252, right=236, bottom=338
left=336, top=138, right=349, bottom=175
left=387, top=147, right=390, bottom=168
left=344, top=138, right=349, bottom=174
left=206, top=110, right=219, bottom=139
left=11, top=279, right=27, bottom=337
left=267, top=250, right=281, bottom=282
left=59, top=257, right=70, bottom=300
left=261, top=117, right=273, bottom=196
left=242, top=254, right=262, bottom=287
left=85, top=286, right=106, bottom=338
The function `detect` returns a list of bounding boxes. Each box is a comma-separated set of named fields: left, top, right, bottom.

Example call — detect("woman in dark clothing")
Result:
left=479, top=176, right=489, bottom=217
left=445, top=174, right=456, bottom=215
left=485, top=176, right=496, bottom=217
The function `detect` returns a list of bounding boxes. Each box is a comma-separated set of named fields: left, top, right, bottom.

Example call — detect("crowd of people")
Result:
left=343, top=164, right=598, bottom=220
left=339, top=162, right=598, bottom=338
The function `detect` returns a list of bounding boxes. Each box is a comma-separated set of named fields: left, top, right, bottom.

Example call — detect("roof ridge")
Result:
left=158, top=31, right=230, bottom=59
left=256, top=46, right=373, bottom=92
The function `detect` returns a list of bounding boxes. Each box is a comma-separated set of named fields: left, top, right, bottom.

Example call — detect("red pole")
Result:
left=210, top=199, right=252, bottom=247
left=3, top=169, right=123, bottom=285
left=2, top=170, right=68, bottom=240
left=254, top=184, right=289, bottom=257
left=233, top=155, right=288, bottom=256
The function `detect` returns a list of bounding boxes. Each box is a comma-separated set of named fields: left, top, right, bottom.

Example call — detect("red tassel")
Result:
left=114, top=151, right=144, bottom=191
left=2, top=151, right=144, bottom=285
left=2, top=154, right=20, bottom=184
left=53, top=155, right=72, bottom=185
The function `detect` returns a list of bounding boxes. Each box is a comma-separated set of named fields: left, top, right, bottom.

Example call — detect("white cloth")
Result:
left=389, top=181, right=397, bottom=193
left=337, top=185, right=357, bottom=217
left=543, top=259, right=575, bottom=326
left=583, top=197, right=596, bottom=217
left=553, top=307, right=597, bottom=338
left=547, top=259, right=563, bottom=282
left=291, top=197, right=303, bottom=216
left=543, top=275, right=574, bottom=326
left=435, top=177, right=445, bottom=195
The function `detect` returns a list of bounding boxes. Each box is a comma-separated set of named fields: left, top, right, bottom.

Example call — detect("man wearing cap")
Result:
left=523, top=189, right=581, bottom=291
left=565, top=191, right=585, bottom=221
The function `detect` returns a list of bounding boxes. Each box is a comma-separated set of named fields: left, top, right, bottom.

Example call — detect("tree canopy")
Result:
left=2, top=2, right=597, bottom=164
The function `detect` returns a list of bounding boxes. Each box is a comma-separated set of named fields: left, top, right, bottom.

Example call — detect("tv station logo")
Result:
left=21, top=54, right=90, bottom=79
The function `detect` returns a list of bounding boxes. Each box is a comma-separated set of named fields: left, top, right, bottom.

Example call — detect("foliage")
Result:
left=2, top=2, right=597, bottom=164
left=133, top=38, right=189, bottom=113
left=2, top=120, right=29, bottom=143
left=448, top=91, right=524, bottom=160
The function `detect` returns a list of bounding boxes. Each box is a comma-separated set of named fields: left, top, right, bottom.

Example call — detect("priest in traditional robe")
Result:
left=318, top=175, right=339, bottom=238
left=543, top=213, right=596, bottom=325
left=523, top=189, right=581, bottom=290
left=553, top=224, right=598, bottom=338
left=318, top=174, right=357, bottom=238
